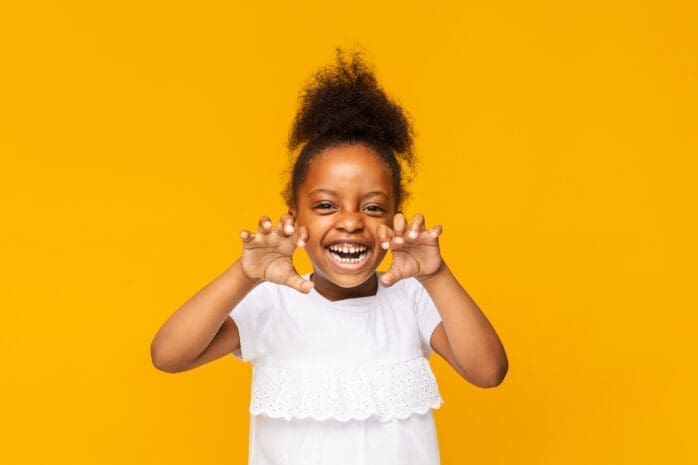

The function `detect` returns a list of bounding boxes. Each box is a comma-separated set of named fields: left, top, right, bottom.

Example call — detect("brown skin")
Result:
left=289, top=143, right=397, bottom=300
left=151, top=142, right=508, bottom=387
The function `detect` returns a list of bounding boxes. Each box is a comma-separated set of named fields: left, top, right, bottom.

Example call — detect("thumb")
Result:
left=380, top=267, right=402, bottom=287
left=285, top=270, right=315, bottom=294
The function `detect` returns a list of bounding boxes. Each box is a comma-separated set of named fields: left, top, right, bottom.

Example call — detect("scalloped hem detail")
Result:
left=250, top=397, right=443, bottom=422
left=247, top=357, right=443, bottom=422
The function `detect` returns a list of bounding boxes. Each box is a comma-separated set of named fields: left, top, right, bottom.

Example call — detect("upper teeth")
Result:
left=329, top=244, right=367, bottom=254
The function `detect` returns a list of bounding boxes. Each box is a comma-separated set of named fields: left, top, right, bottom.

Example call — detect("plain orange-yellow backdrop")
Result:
left=2, top=1, right=696, bottom=464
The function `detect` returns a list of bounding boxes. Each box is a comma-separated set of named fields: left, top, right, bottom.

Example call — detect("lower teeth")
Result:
left=330, top=252, right=366, bottom=264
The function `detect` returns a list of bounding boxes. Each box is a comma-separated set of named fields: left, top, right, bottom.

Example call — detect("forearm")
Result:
left=151, top=259, right=257, bottom=369
left=419, top=262, right=508, bottom=385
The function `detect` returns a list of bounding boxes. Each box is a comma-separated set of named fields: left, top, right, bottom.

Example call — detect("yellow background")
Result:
left=2, top=1, right=696, bottom=464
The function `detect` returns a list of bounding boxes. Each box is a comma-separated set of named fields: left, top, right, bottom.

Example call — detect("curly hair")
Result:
left=283, top=47, right=416, bottom=210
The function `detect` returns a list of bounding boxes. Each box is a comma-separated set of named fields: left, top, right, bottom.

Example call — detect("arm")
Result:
left=150, top=214, right=313, bottom=373
left=378, top=213, right=508, bottom=388
left=150, top=260, right=256, bottom=373
left=420, top=262, right=508, bottom=388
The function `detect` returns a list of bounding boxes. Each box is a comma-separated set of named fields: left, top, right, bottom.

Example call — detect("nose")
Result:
left=335, top=209, right=364, bottom=233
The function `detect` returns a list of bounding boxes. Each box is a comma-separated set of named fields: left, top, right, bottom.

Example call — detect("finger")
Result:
left=295, top=225, right=309, bottom=248
left=240, top=229, right=254, bottom=242
left=428, top=224, right=443, bottom=239
left=274, top=218, right=285, bottom=235
left=376, top=224, right=393, bottom=250
left=286, top=271, right=315, bottom=294
left=393, top=213, right=406, bottom=235
left=258, top=215, right=273, bottom=234
left=408, top=213, right=425, bottom=239
left=393, top=213, right=406, bottom=244
left=280, top=214, right=295, bottom=236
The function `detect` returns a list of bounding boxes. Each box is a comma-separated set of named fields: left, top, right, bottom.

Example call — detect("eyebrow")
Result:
left=308, top=188, right=390, bottom=200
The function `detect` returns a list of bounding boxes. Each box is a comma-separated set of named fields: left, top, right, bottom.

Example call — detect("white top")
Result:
left=230, top=273, right=444, bottom=465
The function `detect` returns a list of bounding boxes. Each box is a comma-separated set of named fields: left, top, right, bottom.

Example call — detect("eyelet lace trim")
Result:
left=249, top=357, right=443, bottom=422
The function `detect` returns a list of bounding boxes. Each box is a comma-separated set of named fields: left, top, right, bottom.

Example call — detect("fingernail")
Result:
left=382, top=241, right=390, bottom=249
left=285, top=225, right=294, bottom=234
left=409, top=230, right=418, bottom=238
left=263, top=221, right=272, bottom=228
left=297, top=240, right=305, bottom=247
left=395, top=237, right=404, bottom=244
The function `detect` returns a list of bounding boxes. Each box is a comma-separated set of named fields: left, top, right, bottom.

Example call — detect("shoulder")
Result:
left=381, top=277, right=438, bottom=320
left=243, top=280, right=319, bottom=312
left=377, top=275, right=427, bottom=309
left=244, top=280, right=280, bottom=300
left=379, top=274, right=424, bottom=297
left=232, top=280, right=285, bottom=315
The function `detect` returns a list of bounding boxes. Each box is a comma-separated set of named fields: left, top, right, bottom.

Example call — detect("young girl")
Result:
left=151, top=49, right=508, bottom=465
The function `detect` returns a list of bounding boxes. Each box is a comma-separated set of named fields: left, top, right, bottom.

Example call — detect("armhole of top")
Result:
left=229, top=312, right=250, bottom=361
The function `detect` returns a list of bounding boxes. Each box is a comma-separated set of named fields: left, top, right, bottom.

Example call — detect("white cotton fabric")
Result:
left=230, top=273, right=444, bottom=465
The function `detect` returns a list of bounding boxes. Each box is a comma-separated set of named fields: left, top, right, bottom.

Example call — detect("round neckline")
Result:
left=303, top=272, right=385, bottom=312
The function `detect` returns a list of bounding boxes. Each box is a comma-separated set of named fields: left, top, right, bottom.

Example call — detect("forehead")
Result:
left=301, top=144, right=394, bottom=198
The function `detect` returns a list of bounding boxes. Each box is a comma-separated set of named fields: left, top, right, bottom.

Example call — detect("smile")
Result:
left=327, top=243, right=370, bottom=265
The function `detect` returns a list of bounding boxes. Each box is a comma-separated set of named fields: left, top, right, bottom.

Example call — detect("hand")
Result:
left=239, top=214, right=314, bottom=293
left=377, top=213, right=444, bottom=287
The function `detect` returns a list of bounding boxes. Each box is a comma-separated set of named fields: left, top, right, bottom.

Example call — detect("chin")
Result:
left=312, top=265, right=378, bottom=289
left=331, top=271, right=377, bottom=289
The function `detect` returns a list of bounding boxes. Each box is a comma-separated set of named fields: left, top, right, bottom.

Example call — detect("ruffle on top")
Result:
left=249, top=356, right=443, bottom=422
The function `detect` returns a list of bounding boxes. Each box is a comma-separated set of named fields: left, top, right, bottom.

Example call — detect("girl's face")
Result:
left=291, top=143, right=396, bottom=299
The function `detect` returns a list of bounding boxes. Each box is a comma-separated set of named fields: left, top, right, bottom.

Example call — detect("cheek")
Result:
left=371, top=217, right=393, bottom=232
left=303, top=218, right=332, bottom=241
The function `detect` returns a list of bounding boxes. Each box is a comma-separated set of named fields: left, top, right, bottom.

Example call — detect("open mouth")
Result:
left=326, top=243, right=370, bottom=265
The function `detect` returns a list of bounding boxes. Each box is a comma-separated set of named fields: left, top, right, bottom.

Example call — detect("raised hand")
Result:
left=239, top=214, right=314, bottom=293
left=377, top=213, right=444, bottom=287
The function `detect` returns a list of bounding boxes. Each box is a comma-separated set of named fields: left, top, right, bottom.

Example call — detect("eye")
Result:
left=314, top=202, right=337, bottom=213
left=363, top=204, right=386, bottom=215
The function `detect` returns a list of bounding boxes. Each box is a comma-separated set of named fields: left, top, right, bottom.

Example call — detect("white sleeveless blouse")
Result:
left=230, top=274, right=444, bottom=465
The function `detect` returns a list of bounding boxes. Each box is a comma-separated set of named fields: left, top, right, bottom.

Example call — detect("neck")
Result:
left=311, top=272, right=378, bottom=301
